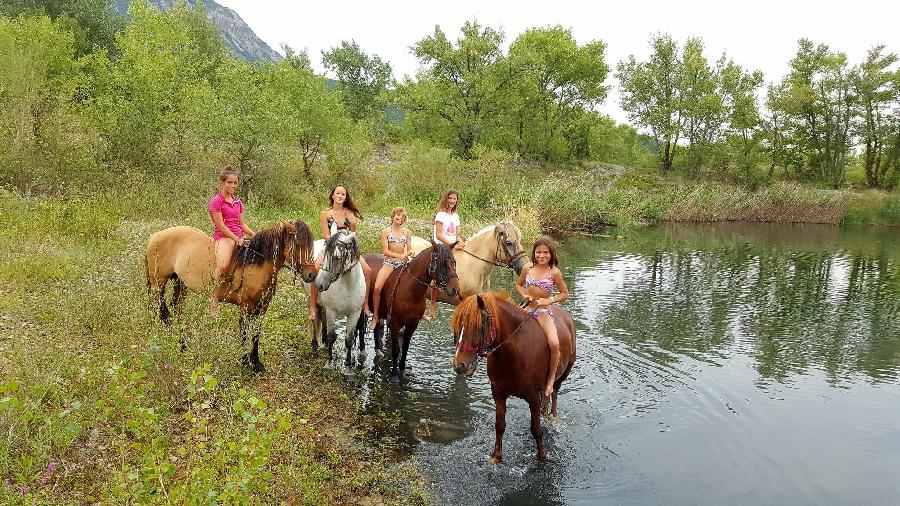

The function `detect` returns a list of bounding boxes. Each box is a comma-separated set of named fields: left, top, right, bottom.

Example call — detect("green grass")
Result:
left=0, top=191, right=426, bottom=505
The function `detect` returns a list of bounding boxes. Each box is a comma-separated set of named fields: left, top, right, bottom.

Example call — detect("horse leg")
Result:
left=323, top=308, right=339, bottom=360
left=156, top=278, right=171, bottom=326
left=248, top=314, right=265, bottom=374
left=239, top=313, right=251, bottom=368
left=345, top=311, right=361, bottom=368
left=390, top=323, right=401, bottom=376
left=491, top=394, right=507, bottom=464
left=398, top=321, right=419, bottom=371
left=355, top=311, right=367, bottom=352
left=171, top=275, right=187, bottom=314
left=529, top=398, right=546, bottom=461
left=374, top=320, right=385, bottom=354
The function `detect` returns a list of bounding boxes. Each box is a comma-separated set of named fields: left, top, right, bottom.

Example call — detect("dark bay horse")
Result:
left=360, top=241, right=460, bottom=375
left=145, top=220, right=315, bottom=372
left=451, top=292, right=576, bottom=463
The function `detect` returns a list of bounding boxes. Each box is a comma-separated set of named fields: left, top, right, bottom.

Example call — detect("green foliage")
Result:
left=322, top=40, right=393, bottom=123
left=396, top=20, right=510, bottom=157
left=768, top=39, right=855, bottom=187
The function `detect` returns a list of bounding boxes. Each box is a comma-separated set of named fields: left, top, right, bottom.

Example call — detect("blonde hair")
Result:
left=390, top=207, right=408, bottom=222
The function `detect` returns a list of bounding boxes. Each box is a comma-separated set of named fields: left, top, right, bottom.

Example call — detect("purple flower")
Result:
left=19, top=484, right=28, bottom=495
left=163, top=363, right=170, bottom=370
left=40, top=459, right=58, bottom=484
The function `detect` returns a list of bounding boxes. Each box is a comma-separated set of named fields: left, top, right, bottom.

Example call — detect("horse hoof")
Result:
left=252, top=362, right=266, bottom=374
left=537, top=451, right=547, bottom=461
left=490, top=455, right=502, bottom=464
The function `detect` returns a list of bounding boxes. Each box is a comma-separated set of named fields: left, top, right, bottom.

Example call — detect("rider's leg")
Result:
left=369, top=264, right=392, bottom=330
left=210, top=238, right=235, bottom=318
left=361, top=259, right=372, bottom=315
left=537, top=312, right=560, bottom=398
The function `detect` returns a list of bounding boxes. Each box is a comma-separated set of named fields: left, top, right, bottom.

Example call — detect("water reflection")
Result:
left=588, top=224, right=900, bottom=386
left=354, top=222, right=900, bottom=505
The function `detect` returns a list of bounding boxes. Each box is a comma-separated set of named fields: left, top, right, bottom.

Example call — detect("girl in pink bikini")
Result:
left=515, top=236, right=570, bottom=399
left=209, top=167, right=255, bottom=318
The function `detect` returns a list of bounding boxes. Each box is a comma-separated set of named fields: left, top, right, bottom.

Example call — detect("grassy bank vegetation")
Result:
left=3, top=1, right=899, bottom=503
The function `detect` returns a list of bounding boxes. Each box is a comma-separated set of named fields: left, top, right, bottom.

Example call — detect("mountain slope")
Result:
left=115, top=0, right=281, bottom=61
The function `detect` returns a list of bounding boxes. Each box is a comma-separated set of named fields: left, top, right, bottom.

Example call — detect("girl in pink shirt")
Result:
left=209, top=167, right=255, bottom=318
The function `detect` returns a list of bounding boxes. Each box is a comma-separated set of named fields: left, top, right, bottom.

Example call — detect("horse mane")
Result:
left=235, top=220, right=311, bottom=266
left=451, top=292, right=513, bottom=346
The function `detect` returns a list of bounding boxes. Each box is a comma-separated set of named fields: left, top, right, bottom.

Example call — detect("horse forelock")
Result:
left=322, top=231, right=359, bottom=273
left=451, top=292, right=510, bottom=347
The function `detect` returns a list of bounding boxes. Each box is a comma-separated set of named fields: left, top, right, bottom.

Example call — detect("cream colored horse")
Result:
left=409, top=221, right=527, bottom=303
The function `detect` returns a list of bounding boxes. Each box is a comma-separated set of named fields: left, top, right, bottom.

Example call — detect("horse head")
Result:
left=284, top=220, right=315, bottom=283
left=315, top=230, right=360, bottom=292
left=430, top=239, right=460, bottom=298
left=451, top=294, right=497, bottom=376
left=496, top=222, right=527, bottom=273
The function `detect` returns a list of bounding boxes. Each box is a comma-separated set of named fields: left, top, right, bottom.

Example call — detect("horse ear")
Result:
left=476, top=295, right=486, bottom=310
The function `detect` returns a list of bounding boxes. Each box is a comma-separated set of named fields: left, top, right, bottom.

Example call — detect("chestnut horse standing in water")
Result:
left=145, top=220, right=315, bottom=372
left=360, top=242, right=460, bottom=375
left=451, top=292, right=576, bottom=463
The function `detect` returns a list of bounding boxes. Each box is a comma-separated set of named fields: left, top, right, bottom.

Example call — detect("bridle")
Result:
left=403, top=244, right=458, bottom=292
left=283, top=222, right=315, bottom=283
left=454, top=302, right=535, bottom=373
left=459, top=226, right=526, bottom=270
left=318, top=232, right=360, bottom=285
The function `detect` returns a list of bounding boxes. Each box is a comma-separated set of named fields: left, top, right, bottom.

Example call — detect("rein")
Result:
left=455, top=301, right=539, bottom=372
left=459, top=229, right=525, bottom=270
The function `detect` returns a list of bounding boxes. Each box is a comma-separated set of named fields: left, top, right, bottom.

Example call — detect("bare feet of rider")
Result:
left=368, top=316, right=378, bottom=331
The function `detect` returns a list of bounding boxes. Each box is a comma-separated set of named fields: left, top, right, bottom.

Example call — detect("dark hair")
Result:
left=530, top=236, right=559, bottom=268
left=220, top=166, right=239, bottom=182
left=329, top=184, right=362, bottom=219
left=434, top=188, right=459, bottom=220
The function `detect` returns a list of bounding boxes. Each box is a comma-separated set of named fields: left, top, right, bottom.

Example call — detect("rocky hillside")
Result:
left=115, top=0, right=281, bottom=61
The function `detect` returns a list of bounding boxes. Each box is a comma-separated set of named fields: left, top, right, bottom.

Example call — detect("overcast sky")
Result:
left=216, top=0, right=899, bottom=124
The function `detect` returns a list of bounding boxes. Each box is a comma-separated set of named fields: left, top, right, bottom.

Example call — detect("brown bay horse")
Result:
left=145, top=221, right=315, bottom=372
left=451, top=292, right=576, bottom=463
left=360, top=241, right=460, bottom=375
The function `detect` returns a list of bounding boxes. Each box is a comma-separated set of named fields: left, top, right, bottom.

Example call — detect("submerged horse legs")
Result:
left=491, top=394, right=507, bottom=464
left=529, top=398, right=546, bottom=461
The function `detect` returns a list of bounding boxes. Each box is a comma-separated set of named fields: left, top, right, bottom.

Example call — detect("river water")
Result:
left=347, top=222, right=900, bottom=505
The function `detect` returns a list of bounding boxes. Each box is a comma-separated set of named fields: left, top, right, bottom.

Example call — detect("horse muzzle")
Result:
left=314, top=274, right=332, bottom=292
left=303, top=271, right=316, bottom=284
left=513, top=256, right=527, bottom=274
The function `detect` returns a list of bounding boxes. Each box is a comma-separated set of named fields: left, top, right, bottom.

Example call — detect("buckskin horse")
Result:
left=145, top=221, right=315, bottom=372
left=361, top=241, right=459, bottom=375
left=451, top=292, right=576, bottom=463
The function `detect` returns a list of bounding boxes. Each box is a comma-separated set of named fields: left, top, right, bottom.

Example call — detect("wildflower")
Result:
left=19, top=484, right=28, bottom=495
left=163, top=363, right=170, bottom=370
left=40, top=459, right=57, bottom=484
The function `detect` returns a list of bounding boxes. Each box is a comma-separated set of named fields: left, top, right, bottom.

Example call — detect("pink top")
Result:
left=208, top=193, right=244, bottom=241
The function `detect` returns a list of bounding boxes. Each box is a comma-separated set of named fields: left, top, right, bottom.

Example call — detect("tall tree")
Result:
left=851, top=45, right=900, bottom=188
left=617, top=34, right=682, bottom=170
left=505, top=26, right=608, bottom=161
left=395, top=20, right=513, bottom=158
left=677, top=37, right=725, bottom=176
left=770, top=39, right=855, bottom=187
left=268, top=59, right=354, bottom=178
left=322, top=40, right=392, bottom=122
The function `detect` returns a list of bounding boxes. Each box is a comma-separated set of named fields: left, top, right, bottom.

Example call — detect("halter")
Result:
left=460, top=226, right=526, bottom=270
left=454, top=301, right=537, bottom=372
left=319, top=232, right=360, bottom=285
left=283, top=222, right=315, bottom=284
left=403, top=244, right=458, bottom=292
